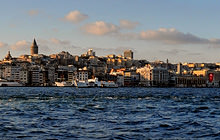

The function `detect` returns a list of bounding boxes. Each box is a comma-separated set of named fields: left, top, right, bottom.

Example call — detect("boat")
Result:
left=101, top=81, right=118, bottom=88
left=73, top=80, right=89, bottom=88
left=55, top=81, right=72, bottom=87
left=88, top=77, right=101, bottom=87
left=73, top=78, right=118, bottom=88
left=0, top=82, right=23, bottom=87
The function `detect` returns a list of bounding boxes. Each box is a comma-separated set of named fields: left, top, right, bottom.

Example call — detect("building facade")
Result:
left=124, top=50, right=133, bottom=60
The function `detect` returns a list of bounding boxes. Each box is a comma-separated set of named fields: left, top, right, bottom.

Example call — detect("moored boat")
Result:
left=73, top=80, right=89, bottom=88
left=101, top=81, right=118, bottom=88
left=0, top=82, right=23, bottom=87
left=88, top=77, right=101, bottom=87
left=55, top=81, right=72, bottom=87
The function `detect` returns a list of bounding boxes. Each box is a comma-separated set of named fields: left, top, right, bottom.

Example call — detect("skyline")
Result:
left=1, top=0, right=220, bottom=63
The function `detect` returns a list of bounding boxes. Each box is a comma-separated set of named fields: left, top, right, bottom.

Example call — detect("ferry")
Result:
left=55, top=81, right=73, bottom=87
left=88, top=77, right=101, bottom=87
left=73, top=80, right=89, bottom=88
left=73, top=78, right=118, bottom=88
left=0, top=79, right=23, bottom=87
left=0, top=82, right=23, bottom=87
left=101, top=81, right=118, bottom=88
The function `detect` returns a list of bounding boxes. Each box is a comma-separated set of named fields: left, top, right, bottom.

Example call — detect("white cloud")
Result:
left=139, top=28, right=211, bottom=44
left=10, top=40, right=30, bottom=51
left=0, top=42, right=8, bottom=48
left=50, top=38, right=70, bottom=45
left=64, top=10, right=88, bottom=23
left=119, top=20, right=139, bottom=29
left=28, top=10, right=39, bottom=16
left=82, top=21, right=119, bottom=35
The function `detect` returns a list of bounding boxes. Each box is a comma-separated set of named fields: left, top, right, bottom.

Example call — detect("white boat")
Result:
left=101, top=81, right=118, bottom=88
left=73, top=80, right=89, bottom=88
left=55, top=81, right=72, bottom=87
left=88, top=77, right=101, bottom=87
left=0, top=82, right=23, bottom=87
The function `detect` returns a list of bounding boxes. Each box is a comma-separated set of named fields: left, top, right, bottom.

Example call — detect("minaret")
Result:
left=4, top=51, right=12, bottom=60
left=30, top=38, right=38, bottom=55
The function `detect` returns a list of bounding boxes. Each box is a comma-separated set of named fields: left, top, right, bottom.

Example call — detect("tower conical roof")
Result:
left=31, top=38, right=38, bottom=55
left=33, top=38, right=37, bottom=46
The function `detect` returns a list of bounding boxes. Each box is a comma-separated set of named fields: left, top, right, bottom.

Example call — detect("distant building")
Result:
left=19, top=68, right=29, bottom=85
left=207, top=70, right=220, bottom=87
left=124, top=70, right=139, bottom=86
left=29, top=65, right=43, bottom=86
left=3, top=65, right=21, bottom=81
left=4, top=51, right=12, bottom=61
left=136, top=64, right=169, bottom=86
left=175, top=75, right=206, bottom=88
left=77, top=69, right=88, bottom=81
left=30, top=39, right=38, bottom=55
left=87, top=49, right=95, bottom=56
left=124, top=50, right=133, bottom=59
left=177, top=63, right=182, bottom=75
left=193, top=69, right=209, bottom=77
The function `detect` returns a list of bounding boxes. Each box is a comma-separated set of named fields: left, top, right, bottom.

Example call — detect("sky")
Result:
left=1, top=0, right=220, bottom=63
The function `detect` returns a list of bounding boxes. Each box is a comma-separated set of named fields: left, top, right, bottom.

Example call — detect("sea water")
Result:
left=0, top=87, right=219, bottom=139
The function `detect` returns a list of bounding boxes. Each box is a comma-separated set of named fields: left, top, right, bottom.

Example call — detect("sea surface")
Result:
left=0, top=87, right=219, bottom=139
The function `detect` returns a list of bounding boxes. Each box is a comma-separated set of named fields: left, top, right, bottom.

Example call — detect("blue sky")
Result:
left=1, top=0, right=220, bottom=63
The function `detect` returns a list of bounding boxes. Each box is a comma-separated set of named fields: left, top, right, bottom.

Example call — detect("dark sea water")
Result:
left=0, top=87, right=220, bottom=139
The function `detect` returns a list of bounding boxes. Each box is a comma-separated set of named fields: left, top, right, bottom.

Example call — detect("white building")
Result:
left=136, top=64, right=169, bottom=86
left=77, top=69, right=88, bottom=81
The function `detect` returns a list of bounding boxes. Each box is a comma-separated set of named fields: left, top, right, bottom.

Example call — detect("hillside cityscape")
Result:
left=0, top=39, right=219, bottom=87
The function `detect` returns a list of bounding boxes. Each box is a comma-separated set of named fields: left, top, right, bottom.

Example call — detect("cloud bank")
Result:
left=139, top=28, right=216, bottom=45
left=0, top=42, right=8, bottom=48
left=82, top=22, right=220, bottom=45
left=10, top=40, right=30, bottom=51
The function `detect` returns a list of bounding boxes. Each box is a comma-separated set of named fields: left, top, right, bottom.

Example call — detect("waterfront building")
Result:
left=136, top=64, right=169, bottom=86
left=19, top=68, right=29, bottom=85
left=175, top=75, right=206, bottom=87
left=206, top=70, right=220, bottom=87
left=177, top=63, right=182, bottom=75
left=47, top=66, right=56, bottom=84
left=0, top=65, right=3, bottom=78
left=136, top=65, right=151, bottom=86
left=77, top=68, right=88, bottom=81
left=56, top=66, right=69, bottom=81
left=3, top=65, right=21, bottom=81
left=29, top=65, right=43, bottom=86
left=67, top=65, right=77, bottom=81
left=124, top=70, right=140, bottom=86
left=116, top=75, right=124, bottom=87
